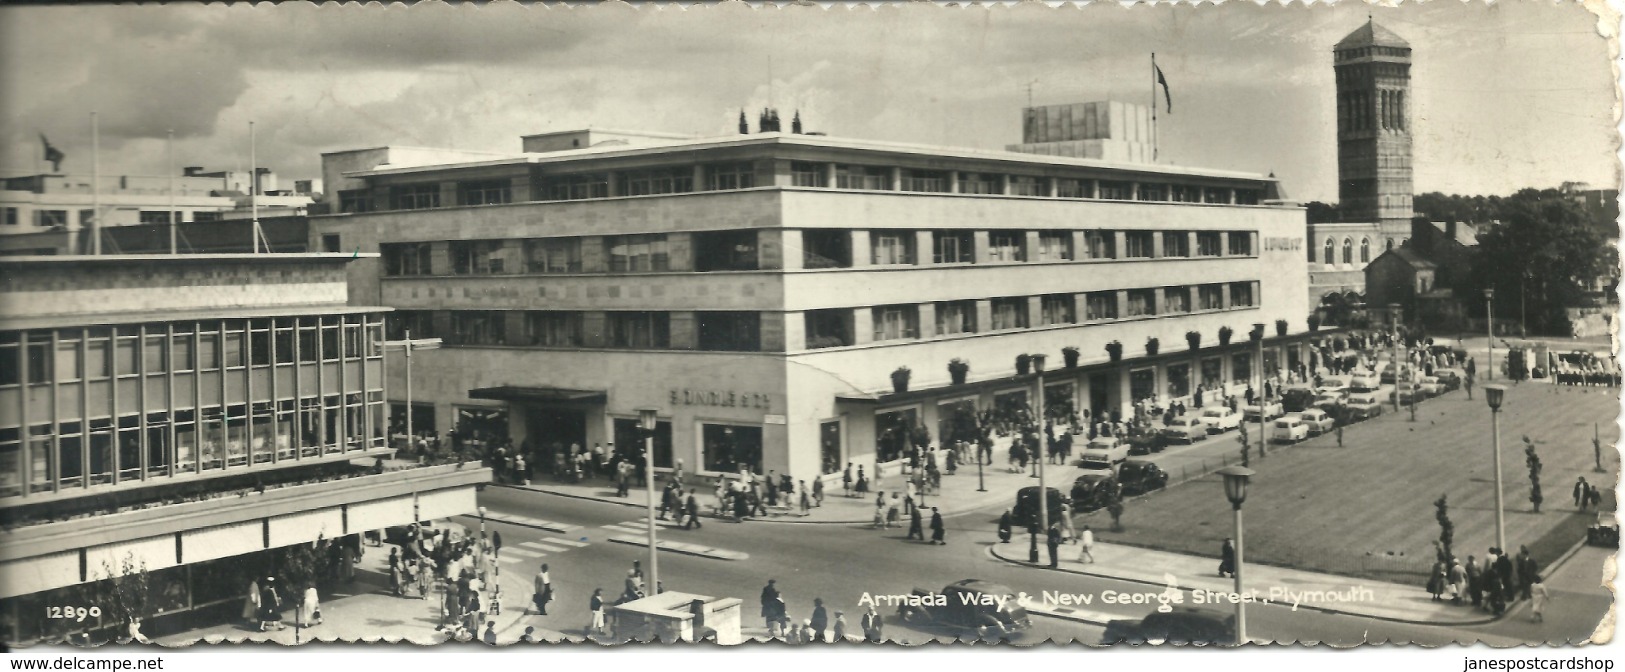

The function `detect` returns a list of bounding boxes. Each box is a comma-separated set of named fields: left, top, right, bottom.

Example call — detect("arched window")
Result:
left=1342, top=238, right=1353, bottom=265
left=1386, top=238, right=1395, bottom=251
left=1323, top=238, right=1335, bottom=265
left=1360, top=238, right=1371, bottom=263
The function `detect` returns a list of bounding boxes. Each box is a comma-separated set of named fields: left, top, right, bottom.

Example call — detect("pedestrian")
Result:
left=242, top=578, right=261, bottom=623
left=533, top=563, right=552, bottom=615
left=886, top=493, right=901, bottom=528
left=520, top=626, right=537, bottom=643
left=812, top=477, right=824, bottom=507
left=1517, top=546, right=1538, bottom=601
left=929, top=507, right=945, bottom=545
left=832, top=610, right=848, bottom=642
left=1219, top=539, right=1236, bottom=578
left=1466, top=555, right=1482, bottom=608
left=1427, top=562, right=1446, bottom=601
left=810, top=598, right=829, bottom=643
left=1495, top=549, right=1516, bottom=602
left=389, top=547, right=402, bottom=597
left=417, top=556, right=434, bottom=600
left=492, top=530, right=503, bottom=560
left=904, top=481, right=917, bottom=516
left=997, top=509, right=1013, bottom=543
left=1059, top=500, right=1077, bottom=543
left=1078, top=525, right=1096, bottom=564
left=1046, top=524, right=1061, bottom=568
left=761, top=579, right=782, bottom=635
left=297, top=582, right=322, bottom=628
left=872, top=500, right=886, bottom=529
left=1574, top=477, right=1590, bottom=509
left=843, top=463, right=853, bottom=497
left=1447, top=558, right=1466, bottom=604
left=861, top=605, right=882, bottom=642
left=258, top=577, right=284, bottom=632
left=906, top=506, right=924, bottom=541
left=1530, top=575, right=1550, bottom=623
left=799, top=481, right=812, bottom=515
left=483, top=620, right=498, bottom=645
left=673, top=459, right=685, bottom=488
left=588, top=588, right=606, bottom=636
left=658, top=483, right=675, bottom=520
left=683, top=494, right=703, bottom=530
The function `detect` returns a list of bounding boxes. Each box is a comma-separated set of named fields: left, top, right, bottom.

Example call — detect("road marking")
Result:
left=503, top=547, right=543, bottom=559
left=519, top=540, right=562, bottom=551
left=542, top=538, right=588, bottom=548
left=602, top=524, right=644, bottom=535
left=499, top=554, right=538, bottom=564
left=605, top=535, right=749, bottom=560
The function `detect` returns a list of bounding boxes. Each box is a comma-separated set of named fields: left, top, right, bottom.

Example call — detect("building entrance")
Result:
left=525, top=407, right=587, bottom=457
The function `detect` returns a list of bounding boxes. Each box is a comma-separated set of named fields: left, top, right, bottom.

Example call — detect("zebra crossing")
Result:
left=494, top=519, right=652, bottom=565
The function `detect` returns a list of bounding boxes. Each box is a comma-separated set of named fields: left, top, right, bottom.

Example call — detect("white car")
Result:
left=1297, top=408, right=1336, bottom=435
left=1200, top=407, right=1242, bottom=433
left=1270, top=416, right=1309, bottom=443
left=1080, top=437, right=1130, bottom=470
left=1241, top=400, right=1284, bottom=422
left=1416, top=376, right=1446, bottom=397
left=1312, top=391, right=1347, bottom=414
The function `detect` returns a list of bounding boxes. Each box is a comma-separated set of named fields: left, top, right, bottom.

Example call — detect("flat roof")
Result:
left=347, top=132, right=1272, bottom=183
left=0, top=252, right=378, bottom=265
left=0, top=303, right=392, bottom=332
left=519, top=128, right=698, bottom=140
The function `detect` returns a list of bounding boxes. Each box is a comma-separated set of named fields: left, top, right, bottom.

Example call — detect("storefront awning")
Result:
left=468, top=385, right=608, bottom=404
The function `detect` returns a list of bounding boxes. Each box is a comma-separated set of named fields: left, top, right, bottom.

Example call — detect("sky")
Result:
left=0, top=1, right=1617, bottom=202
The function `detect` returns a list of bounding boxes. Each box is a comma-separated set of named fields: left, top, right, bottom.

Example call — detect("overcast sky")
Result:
left=0, top=1, right=1616, bottom=201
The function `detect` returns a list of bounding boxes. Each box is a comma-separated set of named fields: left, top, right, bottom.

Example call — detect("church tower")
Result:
left=1334, top=20, right=1414, bottom=245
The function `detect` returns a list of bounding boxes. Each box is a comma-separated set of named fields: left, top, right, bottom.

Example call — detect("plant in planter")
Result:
left=1308, top=314, right=1321, bottom=332
left=1031, top=353, right=1047, bottom=373
left=891, top=366, right=911, bottom=393
left=1145, top=337, right=1160, bottom=356
left=1015, top=354, right=1032, bottom=375
left=1218, top=326, right=1234, bottom=346
left=1106, top=340, right=1123, bottom=362
left=1275, top=319, right=1289, bottom=337
left=1185, top=330, right=1201, bottom=351
left=1062, top=346, right=1081, bottom=368
left=948, top=358, right=970, bottom=385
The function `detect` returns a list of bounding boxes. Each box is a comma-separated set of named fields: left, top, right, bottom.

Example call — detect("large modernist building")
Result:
left=0, top=168, right=317, bottom=243
left=309, top=105, right=1312, bottom=485
left=0, top=254, right=487, bottom=643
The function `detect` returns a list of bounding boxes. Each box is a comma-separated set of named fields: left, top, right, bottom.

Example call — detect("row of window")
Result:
left=1317, top=236, right=1399, bottom=266
left=0, top=317, right=384, bottom=387
left=389, top=310, right=760, bottom=352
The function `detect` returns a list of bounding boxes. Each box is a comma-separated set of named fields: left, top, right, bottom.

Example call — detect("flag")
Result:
left=1154, top=64, right=1172, bottom=114
left=40, top=134, right=64, bottom=172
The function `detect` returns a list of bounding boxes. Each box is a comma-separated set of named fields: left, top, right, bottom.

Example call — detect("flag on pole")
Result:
left=40, top=134, right=64, bottom=172
left=1154, top=64, right=1172, bottom=114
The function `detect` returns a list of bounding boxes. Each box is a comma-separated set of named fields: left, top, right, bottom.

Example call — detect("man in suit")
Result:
left=929, top=507, right=946, bottom=545
left=761, top=579, right=781, bottom=634
left=906, top=506, right=924, bottom=541
left=1493, top=548, right=1516, bottom=602
left=1046, top=524, right=1062, bottom=568
left=810, top=598, right=829, bottom=643
left=860, top=605, right=883, bottom=642
left=682, top=494, right=703, bottom=530
left=1517, top=546, right=1539, bottom=601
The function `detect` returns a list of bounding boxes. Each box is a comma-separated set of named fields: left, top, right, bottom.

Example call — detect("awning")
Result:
left=468, top=385, right=608, bottom=404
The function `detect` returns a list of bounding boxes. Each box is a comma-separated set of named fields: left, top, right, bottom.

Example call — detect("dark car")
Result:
left=1070, top=471, right=1120, bottom=513
left=1280, top=385, right=1316, bottom=413
left=1117, top=459, right=1169, bottom=496
left=1125, top=433, right=1163, bottom=456
left=1013, top=486, right=1064, bottom=528
left=896, top=579, right=1033, bottom=639
left=1101, top=607, right=1237, bottom=646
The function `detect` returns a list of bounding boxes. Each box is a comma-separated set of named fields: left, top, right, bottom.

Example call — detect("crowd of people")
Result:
left=1426, top=545, right=1550, bottom=622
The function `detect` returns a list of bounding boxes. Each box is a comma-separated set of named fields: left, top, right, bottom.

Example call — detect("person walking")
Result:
left=588, top=588, right=606, bottom=637
left=258, top=577, right=284, bottom=632
left=799, top=481, right=812, bottom=515
left=1495, top=549, right=1516, bottom=602
left=906, top=506, right=924, bottom=541
left=812, top=477, right=824, bottom=507
left=1059, top=500, right=1077, bottom=543
left=242, top=578, right=261, bottom=624
left=832, top=610, right=849, bottom=642
left=761, top=579, right=782, bottom=636
left=1465, top=555, right=1483, bottom=608
left=1078, top=525, right=1096, bottom=563
left=683, top=493, right=703, bottom=530
left=1447, top=558, right=1466, bottom=604
left=482, top=620, right=498, bottom=645
left=533, top=563, right=552, bottom=616
left=1574, top=477, right=1590, bottom=510
left=810, top=598, right=829, bottom=643
left=843, top=463, right=853, bottom=498
left=1218, top=539, right=1236, bottom=578
left=860, top=605, right=883, bottom=642
left=1046, top=524, right=1062, bottom=568
left=872, top=499, right=886, bottom=529
left=1530, top=575, right=1550, bottom=623
left=997, top=509, right=1013, bottom=543
left=297, top=583, right=322, bottom=628
left=1517, top=546, right=1539, bottom=601
left=886, top=493, right=901, bottom=528
left=929, top=507, right=945, bottom=545
left=492, top=530, right=503, bottom=561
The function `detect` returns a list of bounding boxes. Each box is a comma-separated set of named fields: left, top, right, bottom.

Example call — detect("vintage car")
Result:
left=1391, top=382, right=1425, bottom=405
left=1435, top=368, right=1465, bottom=391
left=1101, top=607, right=1237, bottom=646
left=1416, top=376, right=1446, bottom=397
left=1270, top=415, right=1309, bottom=444
left=1348, top=375, right=1382, bottom=393
left=1159, top=416, right=1208, bottom=445
left=1116, top=459, right=1169, bottom=496
left=1199, top=407, right=1242, bottom=433
left=1345, top=392, right=1385, bottom=420
left=1241, top=400, right=1284, bottom=422
left=896, top=580, right=1033, bottom=639
left=1070, top=470, right=1121, bottom=511
left=1081, top=437, right=1131, bottom=470
left=1280, top=385, right=1317, bottom=413
left=1312, top=390, right=1348, bottom=415
left=1013, top=486, right=1064, bottom=528
left=1297, top=408, right=1336, bottom=435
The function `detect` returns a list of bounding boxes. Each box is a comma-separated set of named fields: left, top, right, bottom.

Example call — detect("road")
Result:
left=459, top=487, right=1546, bottom=646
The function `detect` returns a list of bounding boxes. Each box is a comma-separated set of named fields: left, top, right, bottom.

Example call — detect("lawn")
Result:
left=1087, top=382, right=1619, bottom=584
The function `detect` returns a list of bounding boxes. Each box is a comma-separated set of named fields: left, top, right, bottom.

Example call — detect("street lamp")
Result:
left=477, top=505, right=489, bottom=578
left=1484, top=385, right=1508, bottom=552
left=1389, top=304, right=1403, bottom=412
left=1484, top=289, right=1496, bottom=381
left=383, top=330, right=443, bottom=461
left=637, top=407, right=661, bottom=596
left=1251, top=325, right=1265, bottom=459
left=1218, top=465, right=1255, bottom=644
left=1032, top=353, right=1048, bottom=563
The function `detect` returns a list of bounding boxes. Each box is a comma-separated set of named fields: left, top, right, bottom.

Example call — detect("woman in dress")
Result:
left=258, top=577, right=283, bottom=631
left=1426, top=561, right=1447, bottom=601
left=242, top=578, right=261, bottom=623
left=298, top=583, right=321, bottom=627
left=588, top=588, right=606, bottom=636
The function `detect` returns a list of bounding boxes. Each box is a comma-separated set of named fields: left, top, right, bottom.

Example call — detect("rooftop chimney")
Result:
left=792, top=110, right=803, bottom=134
left=738, top=110, right=749, bottom=135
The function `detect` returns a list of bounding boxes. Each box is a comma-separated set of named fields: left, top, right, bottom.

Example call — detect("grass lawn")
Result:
left=1087, top=382, right=1619, bottom=584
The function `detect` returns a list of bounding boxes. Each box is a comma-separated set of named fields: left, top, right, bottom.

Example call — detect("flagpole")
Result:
left=91, top=112, right=101, bottom=256
left=250, top=120, right=261, bottom=254
left=168, top=129, right=177, bottom=255
left=1151, top=53, right=1158, bottom=163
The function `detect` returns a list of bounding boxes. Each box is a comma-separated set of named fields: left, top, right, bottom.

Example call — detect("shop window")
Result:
left=614, top=418, right=673, bottom=469
left=872, top=408, right=918, bottom=464
left=693, top=231, right=757, bottom=272
left=1167, top=364, right=1191, bottom=398
left=819, top=421, right=842, bottom=476
left=804, top=310, right=853, bottom=349
left=1232, top=352, right=1253, bottom=384
left=701, top=424, right=763, bottom=474
left=454, top=406, right=509, bottom=445
left=1202, top=357, right=1224, bottom=388
left=1130, top=369, right=1157, bottom=404
left=697, top=312, right=761, bottom=351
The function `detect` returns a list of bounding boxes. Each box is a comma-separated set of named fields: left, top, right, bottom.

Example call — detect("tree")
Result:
left=1434, top=495, right=1455, bottom=564
left=1304, top=201, right=1342, bottom=224
left=1469, top=189, right=1608, bottom=335
left=1525, top=440, right=1544, bottom=513
left=278, top=535, right=334, bottom=591
left=1236, top=424, right=1250, bottom=467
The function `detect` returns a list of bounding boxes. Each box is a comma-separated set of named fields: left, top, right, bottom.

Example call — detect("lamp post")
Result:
left=637, top=407, right=661, bottom=595
left=976, top=437, right=986, bottom=492
left=1033, top=354, right=1048, bottom=557
left=1484, top=385, right=1508, bottom=552
left=1251, top=325, right=1265, bottom=458
left=477, top=505, right=488, bottom=573
left=1484, top=289, right=1496, bottom=381
left=1389, top=304, right=1403, bottom=412
left=1219, top=465, right=1255, bottom=644
left=383, top=331, right=442, bottom=459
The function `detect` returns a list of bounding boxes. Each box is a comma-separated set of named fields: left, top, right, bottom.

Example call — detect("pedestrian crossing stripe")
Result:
left=503, top=547, right=544, bottom=558
left=525, top=541, right=576, bottom=553
left=602, top=525, right=643, bottom=535
left=498, top=554, right=535, bottom=564
left=541, top=538, right=588, bottom=548
left=518, top=541, right=558, bottom=551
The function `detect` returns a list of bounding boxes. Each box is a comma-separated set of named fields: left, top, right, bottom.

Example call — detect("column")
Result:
left=1153, top=287, right=1168, bottom=315
left=1221, top=283, right=1232, bottom=309
left=504, top=311, right=527, bottom=346
left=1070, top=231, right=1087, bottom=260
left=669, top=312, right=698, bottom=350
left=973, top=300, right=992, bottom=334
left=607, top=171, right=624, bottom=198
left=1129, top=181, right=1141, bottom=201
left=917, top=302, right=937, bottom=339
left=1026, top=296, right=1043, bottom=327
left=757, top=313, right=783, bottom=352
left=770, top=159, right=796, bottom=187
left=890, top=167, right=903, bottom=192
left=509, top=175, right=532, bottom=202
left=1115, top=290, right=1130, bottom=318
left=438, top=181, right=458, bottom=208
left=913, top=231, right=935, bottom=266
left=1219, top=230, right=1230, bottom=256
left=852, top=308, right=875, bottom=346
left=1073, top=293, right=1091, bottom=322
left=1047, top=178, right=1059, bottom=198
left=948, top=171, right=960, bottom=194
left=665, top=233, right=693, bottom=272
left=1112, top=231, right=1126, bottom=259
left=581, top=237, right=607, bottom=273
left=1228, top=188, right=1238, bottom=205
left=1022, top=231, right=1041, bottom=262
left=1187, top=231, right=1198, bottom=258
left=1000, top=174, right=1012, bottom=195
left=429, top=241, right=453, bottom=276
left=1152, top=231, right=1165, bottom=258
left=824, top=163, right=838, bottom=189
left=849, top=230, right=873, bottom=267
left=764, top=229, right=803, bottom=271
left=780, top=311, right=806, bottom=351
left=693, top=165, right=707, bottom=191
left=1089, top=179, right=1100, bottom=199
left=582, top=312, right=608, bottom=348
left=972, top=231, right=991, bottom=264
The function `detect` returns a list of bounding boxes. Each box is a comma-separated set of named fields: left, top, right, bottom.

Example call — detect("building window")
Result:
left=1081, top=230, right=1115, bottom=259
left=820, top=421, right=843, bottom=476
left=1386, top=238, right=1396, bottom=251
left=1231, top=352, right=1252, bottom=384
left=1204, top=188, right=1229, bottom=204
left=543, top=173, right=610, bottom=201
left=390, top=184, right=440, bottom=210
left=1342, top=238, right=1354, bottom=265
left=458, top=180, right=511, bottom=206
left=524, top=237, right=582, bottom=273
left=698, top=312, right=761, bottom=351
left=1164, top=287, right=1191, bottom=314
left=1138, top=184, right=1166, bottom=201
left=1236, top=190, right=1260, bottom=205
left=1171, top=185, right=1202, bottom=203
left=1036, top=232, right=1072, bottom=261
left=1229, top=232, right=1253, bottom=256
left=1197, top=232, right=1222, bottom=257
left=338, top=190, right=372, bottom=214
left=932, top=231, right=973, bottom=264
left=36, top=210, right=67, bottom=228
left=1323, top=238, right=1335, bottom=265
left=958, top=173, right=999, bottom=195
left=871, top=230, right=914, bottom=265
left=193, top=211, right=222, bottom=223
left=1198, top=284, right=1225, bottom=311
left=791, top=162, right=824, bottom=188
left=1124, top=231, right=1154, bottom=258
left=1125, top=289, right=1157, bottom=317
left=614, top=418, right=673, bottom=469
left=701, top=424, right=762, bottom=474
left=804, top=309, right=853, bottom=349
left=694, top=231, right=758, bottom=272
left=1009, top=176, right=1047, bottom=197
left=834, top=165, right=888, bottom=190
left=1085, top=292, right=1118, bottom=321
left=1056, top=179, right=1089, bottom=198
left=2, top=207, right=17, bottom=226
left=607, top=234, right=670, bottom=272
left=802, top=230, right=851, bottom=269
left=1040, top=294, right=1075, bottom=325
left=385, top=310, right=436, bottom=341
left=448, top=311, right=506, bottom=346
left=1229, top=281, right=1256, bottom=308
left=139, top=211, right=179, bottom=225
left=451, top=240, right=508, bottom=275
left=1098, top=181, right=1132, bottom=200
left=607, top=312, right=670, bottom=349
left=990, top=297, right=1029, bottom=331
left=1360, top=238, right=1371, bottom=263
left=987, top=231, right=1025, bottom=262
left=1162, top=232, right=1190, bottom=257
left=705, top=163, right=756, bottom=191
left=935, top=300, right=977, bottom=336
left=525, top=311, right=582, bottom=347
left=901, top=169, right=950, bottom=193
left=381, top=242, right=434, bottom=276
left=865, top=305, right=915, bottom=343
left=625, top=167, right=694, bottom=196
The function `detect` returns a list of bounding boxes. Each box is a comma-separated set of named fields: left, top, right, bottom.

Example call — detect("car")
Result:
left=1070, top=470, right=1121, bottom=511
left=1587, top=510, right=1619, bottom=548
left=1416, top=375, right=1446, bottom=397
left=1318, top=375, right=1352, bottom=393
left=1241, top=400, right=1284, bottom=422
left=1378, top=363, right=1415, bottom=385
left=1312, top=390, right=1348, bottom=414
left=1297, top=408, right=1336, bottom=435
left=1270, top=415, right=1309, bottom=443
left=1159, top=416, right=1207, bottom=444
left=1125, top=433, right=1163, bottom=456
left=1101, top=607, right=1237, bottom=646
left=1345, top=392, right=1384, bottom=420
left=1013, top=486, right=1064, bottom=528
left=1116, top=459, right=1169, bottom=496
left=896, top=580, right=1033, bottom=639
left=1080, top=437, right=1131, bottom=470
left=1391, top=382, right=1424, bottom=405
left=1435, top=368, right=1464, bottom=391
left=1280, top=385, right=1317, bottom=413
left=1348, top=375, right=1382, bottom=392
left=1199, top=407, right=1242, bottom=433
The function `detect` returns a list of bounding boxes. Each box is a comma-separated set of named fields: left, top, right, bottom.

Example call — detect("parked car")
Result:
left=896, top=580, right=1033, bottom=639
left=1070, top=470, right=1121, bottom=511
left=1280, top=385, right=1317, bottom=413
left=1345, top=392, right=1384, bottom=420
left=1116, top=459, right=1169, bottom=496
left=1241, top=399, right=1284, bottom=422
left=1270, top=415, right=1309, bottom=443
left=1159, top=416, right=1208, bottom=445
left=1348, top=375, right=1382, bottom=392
left=1080, top=437, right=1131, bottom=470
left=1378, top=363, right=1416, bottom=385
left=1125, top=433, right=1163, bottom=456
left=1297, top=408, right=1336, bottom=435
left=1416, top=375, right=1446, bottom=397
left=1013, top=486, right=1063, bottom=528
left=1435, top=368, right=1464, bottom=391
left=1312, top=390, right=1348, bottom=414
left=1101, top=607, right=1237, bottom=646
left=1318, top=375, right=1352, bottom=393
left=1200, top=407, right=1242, bottom=433
left=1391, top=382, right=1424, bottom=405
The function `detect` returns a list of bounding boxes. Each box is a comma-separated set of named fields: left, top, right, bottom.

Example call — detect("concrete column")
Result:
left=1073, top=293, right=1091, bottom=322
left=1112, top=231, right=1126, bottom=259
left=890, top=167, right=903, bottom=192
left=1152, top=231, right=1165, bottom=258
left=1070, top=231, right=1087, bottom=260
left=438, top=182, right=458, bottom=207
left=607, top=171, right=623, bottom=198
left=1228, top=188, right=1238, bottom=205
left=972, top=231, right=991, bottom=264
left=1221, top=283, right=1232, bottom=309
left=668, top=312, right=697, bottom=350
left=581, top=237, right=607, bottom=273
left=758, top=312, right=786, bottom=352
left=973, top=300, right=992, bottom=334
left=1115, top=290, right=1130, bottom=317
left=913, top=231, right=935, bottom=266
left=779, top=312, right=804, bottom=351
left=770, top=159, right=795, bottom=187
left=1089, top=179, right=1100, bottom=199
left=917, top=302, right=937, bottom=338
left=582, top=312, right=608, bottom=347
left=429, top=241, right=453, bottom=276
left=766, top=229, right=803, bottom=271
left=1219, top=230, right=1230, bottom=256
left=504, top=311, right=527, bottom=346
left=948, top=171, right=961, bottom=194
left=1047, top=178, right=1059, bottom=198
left=509, top=175, right=532, bottom=202
left=1115, top=365, right=1132, bottom=418
left=666, top=233, right=693, bottom=272
left=1187, top=231, right=1199, bottom=258
left=1022, top=231, right=1041, bottom=262
left=825, top=163, right=837, bottom=189
left=754, top=159, right=777, bottom=189
left=852, top=308, right=874, bottom=345
left=693, top=165, right=707, bottom=191
left=1128, top=181, right=1140, bottom=201
left=849, top=230, right=873, bottom=267
left=371, top=185, right=391, bottom=210
left=1026, top=296, right=1043, bottom=327
left=1000, top=174, right=1012, bottom=195
left=1153, top=287, right=1168, bottom=315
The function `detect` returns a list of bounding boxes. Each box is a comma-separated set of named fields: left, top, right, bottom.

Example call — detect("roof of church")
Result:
left=1336, top=21, right=1410, bottom=50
